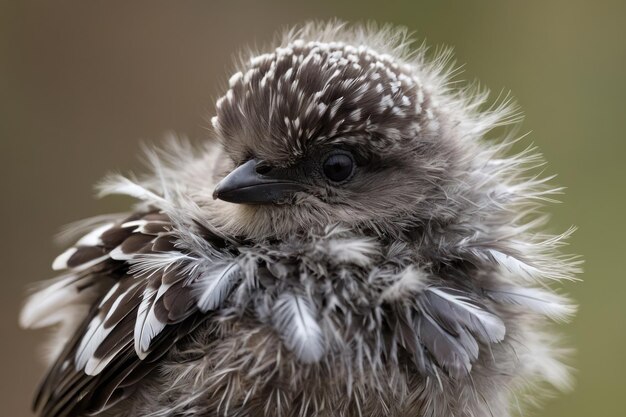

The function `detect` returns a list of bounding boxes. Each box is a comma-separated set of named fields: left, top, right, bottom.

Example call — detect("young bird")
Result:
left=21, top=22, right=580, bottom=417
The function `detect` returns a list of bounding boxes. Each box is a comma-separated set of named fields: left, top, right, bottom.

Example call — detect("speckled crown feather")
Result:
left=214, top=39, right=432, bottom=158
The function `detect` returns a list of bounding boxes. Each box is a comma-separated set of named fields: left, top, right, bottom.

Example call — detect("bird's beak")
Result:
left=212, top=159, right=307, bottom=204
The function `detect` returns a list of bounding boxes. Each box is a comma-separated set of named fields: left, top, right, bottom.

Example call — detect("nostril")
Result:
left=255, top=161, right=273, bottom=175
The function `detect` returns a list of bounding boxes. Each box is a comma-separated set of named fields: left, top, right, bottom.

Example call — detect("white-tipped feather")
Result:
left=136, top=281, right=175, bottom=357
left=84, top=342, right=128, bottom=376
left=76, top=223, right=114, bottom=246
left=272, top=293, right=325, bottom=363
left=52, top=248, right=78, bottom=271
left=52, top=248, right=109, bottom=272
left=109, top=245, right=137, bottom=261
left=121, top=220, right=148, bottom=229
left=75, top=317, right=113, bottom=371
left=134, top=288, right=167, bottom=359
left=75, top=281, right=143, bottom=372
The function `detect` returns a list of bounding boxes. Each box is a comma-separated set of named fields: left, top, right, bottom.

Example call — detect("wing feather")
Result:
left=22, top=209, right=237, bottom=417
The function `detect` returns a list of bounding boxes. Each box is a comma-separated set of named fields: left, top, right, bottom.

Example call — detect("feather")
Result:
left=380, top=265, right=428, bottom=301
left=195, top=262, right=241, bottom=312
left=408, top=287, right=507, bottom=378
left=55, top=214, right=127, bottom=246
left=134, top=287, right=168, bottom=359
left=75, top=281, right=144, bottom=373
left=76, top=223, right=115, bottom=246
left=127, top=252, right=192, bottom=277
left=487, top=249, right=543, bottom=281
left=425, top=287, right=506, bottom=344
left=109, top=246, right=137, bottom=261
left=393, top=306, right=430, bottom=373
left=51, top=248, right=78, bottom=271
left=487, top=286, right=576, bottom=322
left=272, top=293, right=325, bottom=363
left=121, top=220, right=149, bottom=230
left=325, top=237, right=378, bottom=267
left=75, top=317, right=114, bottom=373
left=86, top=320, right=135, bottom=376
left=20, top=275, right=97, bottom=329
left=415, top=312, right=472, bottom=379
left=64, top=247, right=109, bottom=269
left=25, top=203, right=241, bottom=415
left=97, top=175, right=166, bottom=204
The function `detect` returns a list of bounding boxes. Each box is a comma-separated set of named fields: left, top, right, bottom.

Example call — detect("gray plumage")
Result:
left=20, top=22, right=580, bottom=417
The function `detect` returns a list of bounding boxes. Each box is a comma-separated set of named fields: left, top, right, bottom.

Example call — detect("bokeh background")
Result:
left=1, top=1, right=624, bottom=416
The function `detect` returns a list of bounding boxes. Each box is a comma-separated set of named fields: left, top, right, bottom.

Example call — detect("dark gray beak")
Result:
left=213, top=159, right=307, bottom=204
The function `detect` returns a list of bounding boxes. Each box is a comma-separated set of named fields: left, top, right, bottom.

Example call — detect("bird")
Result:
left=20, top=21, right=580, bottom=417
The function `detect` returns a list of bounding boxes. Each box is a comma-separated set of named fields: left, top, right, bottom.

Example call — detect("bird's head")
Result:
left=210, top=24, right=503, bottom=240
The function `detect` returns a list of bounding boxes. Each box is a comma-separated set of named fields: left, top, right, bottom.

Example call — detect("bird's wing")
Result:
left=21, top=209, right=241, bottom=417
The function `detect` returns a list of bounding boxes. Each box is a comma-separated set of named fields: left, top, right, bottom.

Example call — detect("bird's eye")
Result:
left=322, top=152, right=355, bottom=183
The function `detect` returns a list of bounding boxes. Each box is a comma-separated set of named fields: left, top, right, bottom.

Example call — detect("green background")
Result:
left=1, top=1, right=624, bottom=416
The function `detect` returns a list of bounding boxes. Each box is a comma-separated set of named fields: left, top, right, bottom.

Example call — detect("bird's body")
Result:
left=21, top=23, right=579, bottom=417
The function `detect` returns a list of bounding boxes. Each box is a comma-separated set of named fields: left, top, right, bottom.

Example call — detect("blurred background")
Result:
left=1, top=1, right=624, bottom=416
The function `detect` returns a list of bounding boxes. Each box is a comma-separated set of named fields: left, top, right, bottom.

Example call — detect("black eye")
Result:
left=322, top=152, right=355, bottom=183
